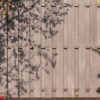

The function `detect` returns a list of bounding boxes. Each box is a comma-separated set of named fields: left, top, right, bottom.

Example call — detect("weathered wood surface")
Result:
left=0, top=0, right=100, bottom=98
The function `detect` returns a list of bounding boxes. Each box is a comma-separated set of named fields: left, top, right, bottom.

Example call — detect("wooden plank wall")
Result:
left=0, top=0, right=100, bottom=98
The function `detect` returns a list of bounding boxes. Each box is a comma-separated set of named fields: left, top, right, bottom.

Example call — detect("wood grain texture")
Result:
left=90, top=48, right=98, bottom=97
left=67, top=0, right=74, bottom=48
left=8, top=48, right=18, bottom=98
left=52, top=49, right=57, bottom=97
left=63, top=48, right=68, bottom=97
left=67, top=48, right=74, bottom=97
left=79, top=48, right=87, bottom=97
left=97, top=7, right=100, bottom=47
left=18, top=0, right=29, bottom=48
left=79, top=0, right=89, bottom=47
left=74, top=48, right=79, bottom=97
left=0, top=0, right=100, bottom=98
left=89, top=0, right=97, bottom=47
left=0, top=11, right=7, bottom=96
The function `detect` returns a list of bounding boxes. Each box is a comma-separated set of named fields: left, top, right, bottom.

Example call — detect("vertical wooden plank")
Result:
left=74, top=7, right=79, bottom=48
left=79, top=48, right=87, bottom=97
left=90, top=0, right=99, bottom=97
left=7, top=1, right=19, bottom=98
left=67, top=0, right=74, bottom=48
left=85, top=48, right=90, bottom=97
left=41, top=0, right=46, bottom=48
left=44, top=1, right=53, bottom=47
left=96, top=49, right=100, bottom=97
left=29, top=48, right=34, bottom=97
left=29, top=0, right=43, bottom=97
left=22, top=1, right=29, bottom=48
left=18, top=1, right=23, bottom=47
left=0, top=48, right=7, bottom=97
left=32, top=0, right=42, bottom=97
left=52, top=48, right=57, bottom=97
left=18, top=47, right=30, bottom=98
left=67, top=48, right=74, bottom=97
left=72, top=1, right=79, bottom=96
left=44, top=0, right=53, bottom=97
left=90, top=0, right=98, bottom=96
left=41, top=0, right=45, bottom=97
left=34, top=33, right=41, bottom=97
left=52, top=6, right=57, bottom=48
left=41, top=0, right=46, bottom=98
left=18, top=0, right=29, bottom=48
left=63, top=0, right=68, bottom=48
left=74, top=48, right=79, bottom=97
left=74, top=0, right=79, bottom=48
left=29, top=0, right=41, bottom=97
left=41, top=6, right=46, bottom=48
left=41, top=0, right=53, bottom=97
left=86, top=0, right=90, bottom=48
left=41, top=48, right=46, bottom=98
left=29, top=0, right=36, bottom=97
left=33, top=48, right=41, bottom=97
left=45, top=48, right=52, bottom=97
left=63, top=48, right=68, bottom=97
left=29, top=0, right=35, bottom=48
left=18, top=0, right=30, bottom=98
left=79, top=0, right=90, bottom=47
left=90, top=0, right=97, bottom=47
left=56, top=5, right=64, bottom=48
left=55, top=1, right=64, bottom=96
left=90, top=48, right=99, bottom=97
left=8, top=48, right=18, bottom=98
left=30, top=47, right=42, bottom=98
left=85, top=7, right=90, bottom=48
left=97, top=7, right=100, bottom=47
left=7, top=3, right=18, bottom=48
left=41, top=48, right=53, bottom=97
left=0, top=13, right=7, bottom=97
left=56, top=48, right=63, bottom=97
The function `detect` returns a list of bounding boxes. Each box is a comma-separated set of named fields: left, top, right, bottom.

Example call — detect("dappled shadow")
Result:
left=0, top=0, right=72, bottom=97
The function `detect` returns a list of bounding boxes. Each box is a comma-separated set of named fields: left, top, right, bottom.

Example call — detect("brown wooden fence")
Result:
left=0, top=0, right=100, bottom=98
